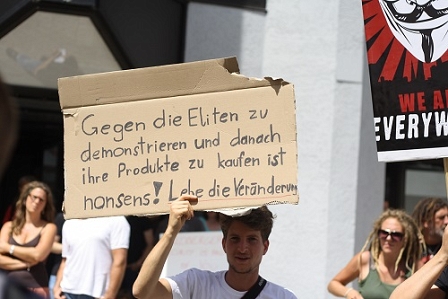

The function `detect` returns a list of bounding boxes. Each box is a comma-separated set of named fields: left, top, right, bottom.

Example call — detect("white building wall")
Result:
left=184, top=1, right=385, bottom=297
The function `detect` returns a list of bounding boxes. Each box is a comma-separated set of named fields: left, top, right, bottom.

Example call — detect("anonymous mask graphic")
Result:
left=378, top=0, right=448, bottom=63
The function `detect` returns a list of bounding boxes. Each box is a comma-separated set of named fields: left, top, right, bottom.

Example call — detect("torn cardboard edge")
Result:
left=58, top=57, right=290, bottom=110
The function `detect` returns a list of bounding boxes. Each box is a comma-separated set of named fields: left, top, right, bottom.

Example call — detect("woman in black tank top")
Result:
left=0, top=181, right=57, bottom=299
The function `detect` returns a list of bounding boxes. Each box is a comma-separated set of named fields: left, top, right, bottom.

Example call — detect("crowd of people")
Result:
left=327, top=197, right=448, bottom=299
left=0, top=184, right=224, bottom=299
left=2, top=190, right=444, bottom=299
left=0, top=184, right=223, bottom=299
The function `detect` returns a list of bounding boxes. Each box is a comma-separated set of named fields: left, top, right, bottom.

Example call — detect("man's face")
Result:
left=430, top=207, right=448, bottom=237
left=379, top=0, right=448, bottom=62
left=222, top=220, right=269, bottom=275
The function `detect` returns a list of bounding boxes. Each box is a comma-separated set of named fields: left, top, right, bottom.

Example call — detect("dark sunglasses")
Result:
left=378, top=229, right=404, bottom=242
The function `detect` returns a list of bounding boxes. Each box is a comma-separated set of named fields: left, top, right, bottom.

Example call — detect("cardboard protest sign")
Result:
left=362, top=0, right=448, bottom=162
left=58, top=57, right=298, bottom=219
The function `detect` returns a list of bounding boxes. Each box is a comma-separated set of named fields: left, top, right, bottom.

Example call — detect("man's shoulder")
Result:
left=91, top=216, right=129, bottom=228
left=169, top=268, right=225, bottom=282
left=265, top=281, right=297, bottom=299
left=182, top=268, right=225, bottom=277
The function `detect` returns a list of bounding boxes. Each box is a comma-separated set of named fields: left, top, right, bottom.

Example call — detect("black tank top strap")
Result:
left=39, top=223, right=47, bottom=233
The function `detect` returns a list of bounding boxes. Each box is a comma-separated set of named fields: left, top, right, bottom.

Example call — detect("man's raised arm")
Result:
left=390, top=226, right=448, bottom=299
left=132, top=195, right=197, bottom=299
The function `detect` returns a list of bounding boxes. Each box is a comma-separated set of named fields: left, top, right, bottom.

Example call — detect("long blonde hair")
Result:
left=11, top=181, right=55, bottom=236
left=360, top=209, right=423, bottom=275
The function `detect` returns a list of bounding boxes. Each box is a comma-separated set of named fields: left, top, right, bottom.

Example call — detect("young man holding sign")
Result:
left=132, top=195, right=296, bottom=299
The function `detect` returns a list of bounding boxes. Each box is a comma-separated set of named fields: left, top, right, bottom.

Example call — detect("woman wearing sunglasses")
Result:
left=327, top=209, right=423, bottom=299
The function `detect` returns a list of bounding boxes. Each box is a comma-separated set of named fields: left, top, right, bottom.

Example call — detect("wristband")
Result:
left=344, top=287, right=353, bottom=297
left=9, top=245, right=15, bottom=255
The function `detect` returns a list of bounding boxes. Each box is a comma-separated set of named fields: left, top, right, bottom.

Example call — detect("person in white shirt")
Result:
left=53, top=216, right=130, bottom=299
left=132, top=195, right=297, bottom=299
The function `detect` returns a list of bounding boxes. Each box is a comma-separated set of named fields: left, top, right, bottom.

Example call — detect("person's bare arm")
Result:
left=389, top=253, right=447, bottom=299
left=51, top=235, right=62, bottom=254
left=53, top=257, right=66, bottom=299
left=328, top=252, right=365, bottom=298
left=0, top=222, right=57, bottom=264
left=0, top=253, right=29, bottom=270
left=102, top=248, right=127, bottom=299
left=133, top=195, right=197, bottom=299
left=390, top=226, right=448, bottom=299
left=0, top=222, right=28, bottom=270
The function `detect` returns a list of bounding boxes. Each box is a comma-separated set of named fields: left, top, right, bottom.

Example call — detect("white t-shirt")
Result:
left=166, top=268, right=297, bottom=299
left=61, top=216, right=130, bottom=298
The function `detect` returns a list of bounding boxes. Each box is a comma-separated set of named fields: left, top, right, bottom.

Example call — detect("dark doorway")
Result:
left=0, top=0, right=187, bottom=221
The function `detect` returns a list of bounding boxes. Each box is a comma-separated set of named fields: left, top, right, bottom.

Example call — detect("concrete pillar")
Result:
left=184, top=1, right=386, bottom=297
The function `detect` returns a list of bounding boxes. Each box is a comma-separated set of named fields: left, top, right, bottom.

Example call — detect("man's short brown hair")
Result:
left=219, top=206, right=275, bottom=241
